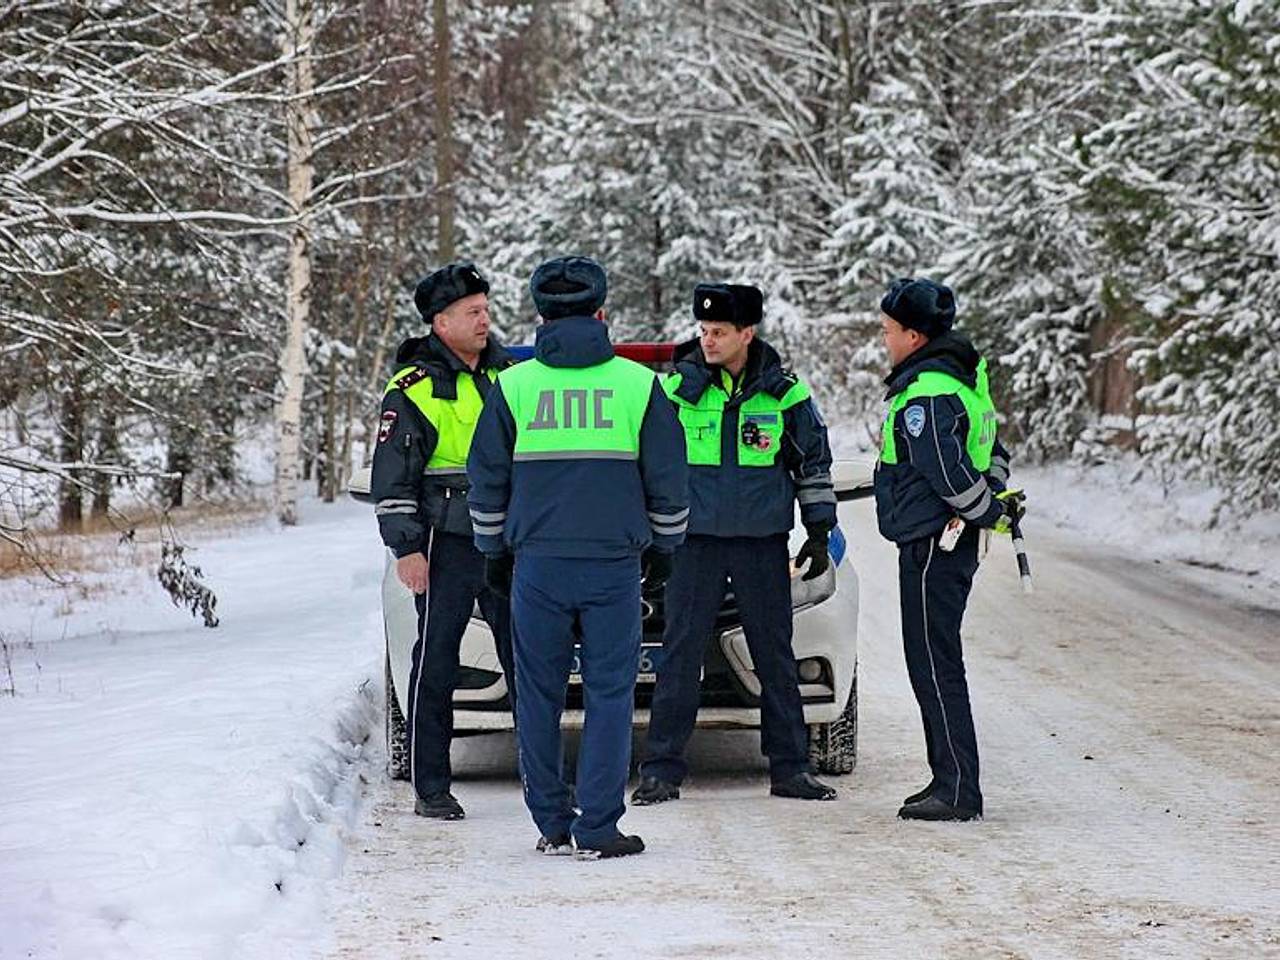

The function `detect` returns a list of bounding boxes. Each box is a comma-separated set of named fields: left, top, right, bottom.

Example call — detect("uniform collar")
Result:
left=673, top=336, right=793, bottom=404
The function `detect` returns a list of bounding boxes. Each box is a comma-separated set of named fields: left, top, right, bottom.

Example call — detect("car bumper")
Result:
left=385, top=549, right=859, bottom=732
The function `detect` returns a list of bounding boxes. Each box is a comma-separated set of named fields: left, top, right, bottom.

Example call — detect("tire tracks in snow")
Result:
left=323, top=506, right=1280, bottom=959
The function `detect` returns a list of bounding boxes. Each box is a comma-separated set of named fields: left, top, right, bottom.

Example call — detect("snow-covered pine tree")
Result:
left=1087, top=0, right=1280, bottom=509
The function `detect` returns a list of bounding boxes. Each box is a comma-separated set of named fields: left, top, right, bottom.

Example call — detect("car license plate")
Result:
left=569, top=643, right=663, bottom=684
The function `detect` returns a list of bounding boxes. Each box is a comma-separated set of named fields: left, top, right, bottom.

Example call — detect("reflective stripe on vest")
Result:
left=385, top=366, right=495, bottom=473
left=879, top=357, right=997, bottom=470
left=664, top=372, right=811, bottom=467
left=499, top=356, right=655, bottom=461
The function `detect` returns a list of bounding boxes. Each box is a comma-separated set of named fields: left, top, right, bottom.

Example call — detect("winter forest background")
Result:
left=2, top=0, right=1278, bottom=580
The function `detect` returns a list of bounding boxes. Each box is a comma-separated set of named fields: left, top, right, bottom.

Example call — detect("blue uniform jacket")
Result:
left=873, top=332, right=1012, bottom=544
left=669, top=336, right=836, bottom=540
left=466, top=316, right=689, bottom=560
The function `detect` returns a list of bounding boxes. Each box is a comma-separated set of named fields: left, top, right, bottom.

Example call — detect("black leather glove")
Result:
left=484, top=553, right=514, bottom=597
left=641, top=546, right=674, bottom=591
left=795, top=531, right=830, bottom=582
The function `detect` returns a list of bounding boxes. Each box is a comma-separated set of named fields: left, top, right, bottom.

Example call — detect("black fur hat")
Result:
left=414, top=262, right=490, bottom=323
left=880, top=278, right=955, bottom=338
left=693, top=283, right=763, bottom=328
left=529, top=256, right=607, bottom=320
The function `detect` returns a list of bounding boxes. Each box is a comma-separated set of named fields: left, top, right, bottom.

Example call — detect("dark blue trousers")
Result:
left=407, top=530, right=515, bottom=800
left=511, top=554, right=641, bottom=848
left=898, top=526, right=983, bottom=812
left=641, top=534, right=810, bottom=785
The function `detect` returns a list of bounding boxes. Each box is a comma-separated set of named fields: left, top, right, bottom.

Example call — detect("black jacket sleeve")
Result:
left=370, top=389, right=438, bottom=558
left=987, top=437, right=1012, bottom=493
left=637, top=378, right=689, bottom=553
left=782, top=397, right=837, bottom=536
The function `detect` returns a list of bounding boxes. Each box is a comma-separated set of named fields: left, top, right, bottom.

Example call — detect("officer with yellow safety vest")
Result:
left=632, top=283, right=840, bottom=806
left=874, top=278, right=1021, bottom=822
left=370, top=262, right=517, bottom=821
left=467, top=256, right=688, bottom=860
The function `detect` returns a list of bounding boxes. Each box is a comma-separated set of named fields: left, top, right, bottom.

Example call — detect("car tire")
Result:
left=385, top=650, right=410, bottom=781
left=808, top=668, right=857, bottom=775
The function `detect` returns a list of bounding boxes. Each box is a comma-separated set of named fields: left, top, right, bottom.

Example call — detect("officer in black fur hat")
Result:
left=632, top=282, right=840, bottom=805
left=370, top=261, right=517, bottom=821
left=875, top=277, right=1019, bottom=821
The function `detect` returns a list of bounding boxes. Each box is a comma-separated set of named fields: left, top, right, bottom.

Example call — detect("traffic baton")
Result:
left=1010, top=516, right=1033, bottom=594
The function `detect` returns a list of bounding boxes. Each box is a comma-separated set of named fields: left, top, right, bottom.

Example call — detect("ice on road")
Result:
left=325, top=500, right=1279, bottom=959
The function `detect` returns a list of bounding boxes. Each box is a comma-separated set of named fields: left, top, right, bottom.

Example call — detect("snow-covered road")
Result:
left=325, top=501, right=1280, bottom=959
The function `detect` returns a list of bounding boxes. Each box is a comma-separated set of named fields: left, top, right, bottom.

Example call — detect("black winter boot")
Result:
left=770, top=772, right=837, bottom=801
left=631, top=775, right=680, bottom=805
left=414, top=791, right=465, bottom=820
left=903, top=780, right=937, bottom=806
left=536, top=833, right=573, bottom=856
left=574, top=834, right=646, bottom=860
left=897, top=795, right=981, bottom=822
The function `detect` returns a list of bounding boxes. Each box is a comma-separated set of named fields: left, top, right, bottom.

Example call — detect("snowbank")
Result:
left=0, top=498, right=385, bottom=960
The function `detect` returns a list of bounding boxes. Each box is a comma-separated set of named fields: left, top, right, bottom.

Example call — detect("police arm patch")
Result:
left=904, top=404, right=926, bottom=438
left=377, top=409, right=398, bottom=444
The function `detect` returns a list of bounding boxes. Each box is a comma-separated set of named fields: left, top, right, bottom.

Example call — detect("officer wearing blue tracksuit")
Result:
left=632, top=283, right=840, bottom=805
left=874, top=278, right=1019, bottom=821
left=467, top=256, right=688, bottom=859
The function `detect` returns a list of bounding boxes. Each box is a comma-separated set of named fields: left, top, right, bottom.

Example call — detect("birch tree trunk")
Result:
left=275, top=0, right=318, bottom=526
left=433, top=0, right=455, bottom=261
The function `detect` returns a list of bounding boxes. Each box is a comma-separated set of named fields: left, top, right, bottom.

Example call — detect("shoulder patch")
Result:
left=377, top=409, right=398, bottom=444
left=904, top=404, right=927, bottom=439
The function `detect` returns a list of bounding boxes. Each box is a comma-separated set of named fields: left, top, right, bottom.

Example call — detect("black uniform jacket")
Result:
left=371, top=333, right=513, bottom=557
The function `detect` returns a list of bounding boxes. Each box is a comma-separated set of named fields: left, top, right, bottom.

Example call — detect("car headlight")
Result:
left=789, top=561, right=836, bottom=611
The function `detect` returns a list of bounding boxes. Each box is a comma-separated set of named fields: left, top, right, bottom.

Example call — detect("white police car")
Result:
left=349, top=345, right=873, bottom=779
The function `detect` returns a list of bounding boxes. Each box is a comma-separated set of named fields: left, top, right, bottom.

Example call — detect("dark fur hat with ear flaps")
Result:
left=530, top=256, right=607, bottom=320
left=414, top=262, right=490, bottom=323
left=880, top=278, right=955, bottom=339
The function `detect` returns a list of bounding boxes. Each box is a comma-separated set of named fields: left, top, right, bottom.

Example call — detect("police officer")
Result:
left=466, top=256, right=688, bottom=859
left=632, top=283, right=839, bottom=805
left=874, top=277, right=1020, bottom=822
left=370, top=261, right=517, bottom=821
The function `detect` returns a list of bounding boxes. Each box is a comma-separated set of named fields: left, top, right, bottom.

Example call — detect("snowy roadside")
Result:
left=1017, top=459, right=1280, bottom=593
left=0, top=498, right=386, bottom=960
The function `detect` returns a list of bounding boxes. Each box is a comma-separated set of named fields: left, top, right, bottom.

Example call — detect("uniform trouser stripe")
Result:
left=469, top=509, right=506, bottom=523
left=406, top=532, right=517, bottom=800
left=651, top=522, right=687, bottom=536
left=920, top=539, right=963, bottom=808
left=899, top=533, right=982, bottom=812
left=472, top=522, right=504, bottom=536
